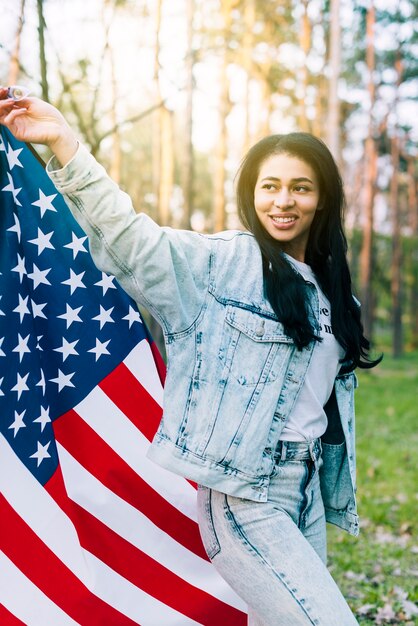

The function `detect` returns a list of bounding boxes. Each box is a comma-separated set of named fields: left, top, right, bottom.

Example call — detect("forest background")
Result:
left=1, top=0, right=417, bottom=623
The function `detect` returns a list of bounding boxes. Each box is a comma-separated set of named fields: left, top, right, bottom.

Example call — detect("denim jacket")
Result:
left=48, top=144, right=359, bottom=536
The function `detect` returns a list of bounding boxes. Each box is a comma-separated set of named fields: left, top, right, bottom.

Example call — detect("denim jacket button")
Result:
left=345, top=381, right=353, bottom=391
left=255, top=323, right=265, bottom=337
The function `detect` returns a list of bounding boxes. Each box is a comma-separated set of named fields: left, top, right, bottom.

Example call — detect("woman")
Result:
left=0, top=90, right=380, bottom=625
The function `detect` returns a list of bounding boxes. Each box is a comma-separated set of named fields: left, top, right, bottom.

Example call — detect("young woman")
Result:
left=0, top=91, right=380, bottom=625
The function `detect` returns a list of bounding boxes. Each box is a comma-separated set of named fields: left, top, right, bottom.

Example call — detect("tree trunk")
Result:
left=297, top=0, right=311, bottom=132
left=182, top=0, right=195, bottom=229
left=242, top=0, right=255, bottom=153
left=327, top=0, right=341, bottom=163
left=407, top=155, right=418, bottom=348
left=159, top=106, right=174, bottom=227
left=8, top=0, right=26, bottom=85
left=213, top=2, right=234, bottom=232
left=359, top=5, right=377, bottom=342
left=37, top=0, right=49, bottom=101
left=151, top=0, right=162, bottom=223
left=390, top=53, right=404, bottom=358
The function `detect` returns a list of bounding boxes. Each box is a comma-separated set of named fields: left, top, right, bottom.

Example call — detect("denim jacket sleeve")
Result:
left=47, top=143, right=212, bottom=334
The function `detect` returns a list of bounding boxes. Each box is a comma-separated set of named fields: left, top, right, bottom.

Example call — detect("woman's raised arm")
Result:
left=0, top=88, right=78, bottom=166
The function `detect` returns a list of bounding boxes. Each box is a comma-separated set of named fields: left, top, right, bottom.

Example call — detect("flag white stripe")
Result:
left=0, top=434, right=90, bottom=582
left=74, top=383, right=198, bottom=521
left=123, top=340, right=164, bottom=406
left=57, top=442, right=247, bottom=611
left=82, top=551, right=203, bottom=626
left=0, top=551, right=80, bottom=626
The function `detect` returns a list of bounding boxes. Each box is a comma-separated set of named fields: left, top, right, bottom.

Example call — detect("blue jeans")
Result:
left=197, top=439, right=359, bottom=625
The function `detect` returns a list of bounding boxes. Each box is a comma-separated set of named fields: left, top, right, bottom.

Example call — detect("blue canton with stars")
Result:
left=0, top=127, right=147, bottom=485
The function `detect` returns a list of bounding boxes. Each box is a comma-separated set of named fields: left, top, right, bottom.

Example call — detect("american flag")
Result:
left=0, top=126, right=247, bottom=625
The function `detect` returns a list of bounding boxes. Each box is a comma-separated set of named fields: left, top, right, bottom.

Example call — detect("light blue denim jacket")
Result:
left=47, top=144, right=359, bottom=536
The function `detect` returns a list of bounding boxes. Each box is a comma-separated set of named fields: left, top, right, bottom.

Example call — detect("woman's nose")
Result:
left=273, top=189, right=294, bottom=208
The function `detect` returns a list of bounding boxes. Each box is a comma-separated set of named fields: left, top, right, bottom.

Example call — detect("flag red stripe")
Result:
left=99, top=362, right=162, bottom=441
left=0, top=604, right=27, bottom=626
left=46, top=470, right=246, bottom=626
left=53, top=408, right=208, bottom=559
left=0, top=495, right=140, bottom=626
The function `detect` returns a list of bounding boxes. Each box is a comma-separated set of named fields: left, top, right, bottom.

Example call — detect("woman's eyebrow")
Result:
left=260, top=176, right=314, bottom=184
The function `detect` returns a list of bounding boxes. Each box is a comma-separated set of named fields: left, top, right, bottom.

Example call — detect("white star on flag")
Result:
left=88, top=338, right=111, bottom=361
left=36, top=369, right=46, bottom=395
left=31, top=189, right=57, bottom=217
left=11, top=253, right=26, bottom=282
left=95, top=272, right=116, bottom=295
left=57, top=303, right=83, bottom=329
left=123, top=305, right=143, bottom=328
left=11, top=372, right=30, bottom=400
left=8, top=410, right=27, bottom=437
left=12, top=333, right=31, bottom=363
left=33, top=406, right=51, bottom=432
left=6, top=212, right=21, bottom=241
left=0, top=376, right=4, bottom=396
left=31, top=299, right=47, bottom=319
left=61, top=269, right=86, bottom=294
left=2, top=172, right=22, bottom=205
left=29, top=441, right=52, bottom=467
left=0, top=338, right=5, bottom=357
left=53, top=338, right=79, bottom=362
left=6, top=144, right=23, bottom=170
left=92, top=305, right=115, bottom=329
left=28, top=227, right=55, bottom=255
left=64, top=233, right=88, bottom=259
left=0, top=296, right=4, bottom=316
left=13, top=294, right=31, bottom=322
left=49, top=369, right=75, bottom=392
left=27, top=263, right=52, bottom=289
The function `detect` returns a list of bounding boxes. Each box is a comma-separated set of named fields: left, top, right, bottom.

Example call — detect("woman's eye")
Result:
left=262, top=183, right=276, bottom=191
left=294, top=185, right=309, bottom=192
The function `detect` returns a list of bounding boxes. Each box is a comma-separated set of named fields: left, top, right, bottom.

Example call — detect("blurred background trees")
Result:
left=1, top=0, right=417, bottom=356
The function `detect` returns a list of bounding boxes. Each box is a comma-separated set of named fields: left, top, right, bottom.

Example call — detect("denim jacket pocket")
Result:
left=218, top=305, right=293, bottom=386
left=319, top=441, right=352, bottom=512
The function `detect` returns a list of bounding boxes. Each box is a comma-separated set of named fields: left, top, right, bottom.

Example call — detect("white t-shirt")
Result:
left=279, top=256, right=345, bottom=442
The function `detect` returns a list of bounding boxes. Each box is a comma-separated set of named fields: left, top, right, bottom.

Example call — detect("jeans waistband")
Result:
left=275, top=438, right=322, bottom=462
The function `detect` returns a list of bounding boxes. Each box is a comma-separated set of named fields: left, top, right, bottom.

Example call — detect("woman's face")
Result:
left=253, top=152, right=320, bottom=262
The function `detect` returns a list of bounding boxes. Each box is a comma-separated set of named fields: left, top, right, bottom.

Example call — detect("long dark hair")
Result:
left=236, top=132, right=380, bottom=369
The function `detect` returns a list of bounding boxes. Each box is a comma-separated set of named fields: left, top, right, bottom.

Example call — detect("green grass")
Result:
left=328, top=352, right=418, bottom=624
